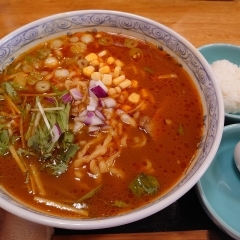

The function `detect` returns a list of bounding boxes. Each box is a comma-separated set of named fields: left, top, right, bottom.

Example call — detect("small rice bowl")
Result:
left=211, top=60, right=240, bottom=114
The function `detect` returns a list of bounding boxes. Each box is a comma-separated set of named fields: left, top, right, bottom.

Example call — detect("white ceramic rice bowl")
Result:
left=0, top=10, right=224, bottom=229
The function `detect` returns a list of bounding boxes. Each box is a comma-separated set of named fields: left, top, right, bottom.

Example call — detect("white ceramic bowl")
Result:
left=0, top=10, right=224, bottom=229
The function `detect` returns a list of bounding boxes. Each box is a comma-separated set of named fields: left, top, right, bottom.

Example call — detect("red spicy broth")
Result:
left=0, top=31, right=203, bottom=218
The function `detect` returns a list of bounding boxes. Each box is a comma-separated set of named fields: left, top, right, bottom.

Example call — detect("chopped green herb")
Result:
left=129, top=173, right=160, bottom=197
left=0, top=124, right=6, bottom=130
left=64, top=143, right=79, bottom=160
left=26, top=96, right=78, bottom=176
left=77, top=185, right=102, bottom=202
left=45, top=112, right=57, bottom=127
left=17, top=148, right=35, bottom=157
left=0, top=130, right=10, bottom=155
left=27, top=126, right=52, bottom=157
left=46, top=161, right=68, bottom=176
left=56, top=103, right=71, bottom=132
left=1, top=82, right=21, bottom=102
left=144, top=67, right=154, bottom=74
left=43, top=132, right=79, bottom=175
left=112, top=200, right=129, bottom=208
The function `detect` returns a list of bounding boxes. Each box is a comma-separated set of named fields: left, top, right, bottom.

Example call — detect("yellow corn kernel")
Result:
left=113, top=66, right=121, bottom=78
left=113, top=75, right=125, bottom=86
left=128, top=92, right=140, bottom=104
left=99, top=65, right=111, bottom=74
left=91, top=72, right=102, bottom=80
left=85, top=53, right=98, bottom=62
left=119, top=79, right=131, bottom=89
left=115, top=59, right=124, bottom=67
left=108, top=87, right=117, bottom=96
left=102, top=74, right=112, bottom=86
left=107, top=57, right=115, bottom=65
left=115, top=86, right=122, bottom=93
left=83, top=66, right=95, bottom=77
left=131, top=80, right=138, bottom=88
left=90, top=59, right=100, bottom=66
left=140, top=88, right=149, bottom=99
left=99, top=62, right=105, bottom=68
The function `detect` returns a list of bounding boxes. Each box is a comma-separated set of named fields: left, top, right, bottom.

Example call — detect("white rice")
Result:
left=211, top=59, right=240, bottom=114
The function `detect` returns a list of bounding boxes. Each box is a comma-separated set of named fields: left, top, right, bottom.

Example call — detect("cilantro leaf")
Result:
left=43, top=132, right=79, bottom=176
left=0, top=130, right=10, bottom=155
left=1, top=82, right=21, bottom=102
left=46, top=161, right=68, bottom=176
left=17, top=148, right=35, bottom=157
left=129, top=173, right=160, bottom=197
left=56, top=103, right=71, bottom=132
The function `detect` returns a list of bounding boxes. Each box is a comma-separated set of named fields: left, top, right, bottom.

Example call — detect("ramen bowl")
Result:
left=0, top=10, right=224, bottom=229
left=198, top=43, right=240, bottom=125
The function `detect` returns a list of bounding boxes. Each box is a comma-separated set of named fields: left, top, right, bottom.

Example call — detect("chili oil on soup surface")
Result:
left=0, top=32, right=203, bottom=218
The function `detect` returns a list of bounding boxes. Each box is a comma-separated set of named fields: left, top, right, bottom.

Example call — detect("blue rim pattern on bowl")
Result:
left=0, top=10, right=224, bottom=229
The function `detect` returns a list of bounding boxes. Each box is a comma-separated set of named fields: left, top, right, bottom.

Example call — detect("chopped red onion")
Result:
left=89, top=80, right=98, bottom=99
left=61, top=93, right=73, bottom=104
left=87, top=111, right=95, bottom=118
left=95, top=80, right=108, bottom=92
left=51, top=124, right=62, bottom=142
left=95, top=109, right=106, bottom=120
left=87, top=97, right=98, bottom=111
left=88, top=126, right=99, bottom=132
left=98, top=99, right=105, bottom=107
left=90, top=115, right=105, bottom=125
left=70, top=88, right=83, bottom=100
left=73, top=121, right=84, bottom=133
left=44, top=96, right=55, bottom=103
left=89, top=80, right=98, bottom=88
left=100, top=125, right=112, bottom=131
left=90, top=85, right=108, bottom=98
left=75, top=115, right=91, bottom=125
left=75, top=112, right=104, bottom=126
left=90, top=80, right=108, bottom=99
left=79, top=109, right=87, bottom=117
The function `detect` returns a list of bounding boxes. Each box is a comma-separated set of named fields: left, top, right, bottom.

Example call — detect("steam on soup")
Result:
left=0, top=31, right=203, bottom=218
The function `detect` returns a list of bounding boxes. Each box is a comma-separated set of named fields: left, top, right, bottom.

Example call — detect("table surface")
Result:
left=1, top=0, right=239, bottom=239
